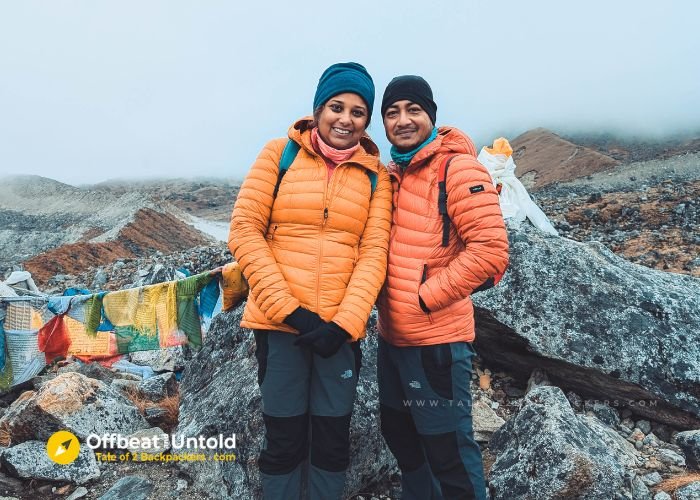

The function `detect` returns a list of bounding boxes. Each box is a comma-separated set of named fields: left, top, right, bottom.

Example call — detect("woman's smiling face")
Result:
left=315, top=93, right=368, bottom=150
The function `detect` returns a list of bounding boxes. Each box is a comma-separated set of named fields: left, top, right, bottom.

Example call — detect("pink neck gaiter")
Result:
left=311, top=127, right=360, bottom=167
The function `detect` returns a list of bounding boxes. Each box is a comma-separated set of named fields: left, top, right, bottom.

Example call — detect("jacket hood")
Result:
left=288, top=117, right=381, bottom=168
left=413, top=126, right=477, bottom=164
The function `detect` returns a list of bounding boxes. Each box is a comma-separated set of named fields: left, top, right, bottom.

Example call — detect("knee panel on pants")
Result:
left=259, top=413, right=309, bottom=475
left=421, top=431, right=476, bottom=499
left=310, top=415, right=351, bottom=472
left=379, top=404, right=425, bottom=472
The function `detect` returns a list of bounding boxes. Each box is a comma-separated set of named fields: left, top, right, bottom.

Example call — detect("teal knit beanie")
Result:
left=313, top=62, right=375, bottom=125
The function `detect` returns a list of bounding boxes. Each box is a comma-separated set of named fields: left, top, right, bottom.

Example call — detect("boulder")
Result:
left=0, top=372, right=148, bottom=443
left=129, top=346, right=189, bottom=373
left=137, top=372, right=177, bottom=402
left=58, top=361, right=118, bottom=384
left=0, top=440, right=99, bottom=484
left=473, top=221, right=700, bottom=428
left=98, top=476, right=153, bottom=500
left=489, top=386, right=640, bottom=499
left=675, top=482, right=700, bottom=500
left=175, top=304, right=395, bottom=499
left=676, top=430, right=700, bottom=469
left=472, top=399, right=505, bottom=442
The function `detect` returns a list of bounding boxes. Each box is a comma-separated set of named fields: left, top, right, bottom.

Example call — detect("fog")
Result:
left=1, top=0, right=698, bottom=184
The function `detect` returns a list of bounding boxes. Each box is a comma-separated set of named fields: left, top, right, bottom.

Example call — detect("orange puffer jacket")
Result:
left=229, top=118, right=392, bottom=341
left=378, top=127, right=509, bottom=346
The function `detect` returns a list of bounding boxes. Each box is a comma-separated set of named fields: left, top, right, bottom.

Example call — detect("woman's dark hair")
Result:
left=310, top=105, right=324, bottom=128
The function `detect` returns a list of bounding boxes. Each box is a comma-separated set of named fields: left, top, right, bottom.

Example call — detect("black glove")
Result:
left=294, top=322, right=351, bottom=358
left=283, top=307, right=324, bottom=334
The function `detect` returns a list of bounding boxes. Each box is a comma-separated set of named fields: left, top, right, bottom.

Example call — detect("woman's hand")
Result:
left=283, top=307, right=324, bottom=334
left=294, top=322, right=350, bottom=358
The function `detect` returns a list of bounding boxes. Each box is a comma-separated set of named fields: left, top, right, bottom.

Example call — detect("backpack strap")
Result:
left=438, top=154, right=458, bottom=247
left=366, top=171, right=377, bottom=196
left=274, top=139, right=377, bottom=199
left=273, top=139, right=301, bottom=199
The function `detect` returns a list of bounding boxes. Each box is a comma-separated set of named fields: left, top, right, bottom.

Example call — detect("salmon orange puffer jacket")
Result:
left=377, top=127, right=509, bottom=346
left=229, top=118, right=392, bottom=341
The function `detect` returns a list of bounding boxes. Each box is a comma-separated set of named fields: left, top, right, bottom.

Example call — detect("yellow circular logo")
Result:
left=46, top=431, right=80, bottom=465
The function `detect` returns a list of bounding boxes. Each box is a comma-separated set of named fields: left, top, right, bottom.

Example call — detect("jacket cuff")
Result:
left=331, top=315, right=361, bottom=342
left=418, top=282, right=441, bottom=312
left=268, top=299, right=301, bottom=325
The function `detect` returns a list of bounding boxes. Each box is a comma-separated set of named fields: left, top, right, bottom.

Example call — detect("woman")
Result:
left=229, top=62, right=392, bottom=500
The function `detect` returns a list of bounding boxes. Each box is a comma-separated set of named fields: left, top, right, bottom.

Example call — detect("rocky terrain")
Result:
left=0, top=176, right=226, bottom=285
left=510, top=128, right=620, bottom=190
left=534, top=152, right=700, bottom=277
left=0, top=129, right=699, bottom=499
left=1, top=222, right=699, bottom=499
left=92, top=178, right=240, bottom=222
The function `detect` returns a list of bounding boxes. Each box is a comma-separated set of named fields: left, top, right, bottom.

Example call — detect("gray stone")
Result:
left=526, top=368, right=551, bottom=393
left=66, top=486, right=88, bottom=500
left=0, top=372, right=149, bottom=442
left=175, top=305, right=395, bottom=499
left=0, top=440, right=99, bottom=484
left=622, top=417, right=636, bottom=430
left=472, top=399, right=505, bottom=442
left=91, top=269, right=108, bottom=290
left=676, top=482, right=700, bottom=500
left=473, top=222, right=700, bottom=428
left=656, top=448, right=686, bottom=466
left=129, top=346, right=189, bottom=373
left=676, top=430, right=700, bottom=469
left=98, top=476, right=154, bottom=500
left=584, top=400, right=622, bottom=427
left=110, top=378, right=139, bottom=392
left=641, top=472, right=662, bottom=486
left=653, top=493, right=672, bottom=500
left=137, top=372, right=177, bottom=402
left=643, top=433, right=660, bottom=448
left=636, top=420, right=652, bottom=435
left=58, top=360, right=117, bottom=384
left=631, top=475, right=652, bottom=500
left=489, top=386, right=639, bottom=500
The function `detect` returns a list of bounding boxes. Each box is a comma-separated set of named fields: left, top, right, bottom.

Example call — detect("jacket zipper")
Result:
left=267, top=224, right=278, bottom=241
left=316, top=158, right=332, bottom=311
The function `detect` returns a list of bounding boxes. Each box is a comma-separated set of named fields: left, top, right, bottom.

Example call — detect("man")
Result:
left=377, top=75, right=509, bottom=500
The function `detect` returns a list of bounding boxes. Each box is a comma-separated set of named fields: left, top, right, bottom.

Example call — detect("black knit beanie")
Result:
left=381, top=75, right=437, bottom=125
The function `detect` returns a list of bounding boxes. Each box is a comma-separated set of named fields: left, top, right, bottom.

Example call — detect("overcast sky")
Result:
left=1, top=1, right=698, bottom=185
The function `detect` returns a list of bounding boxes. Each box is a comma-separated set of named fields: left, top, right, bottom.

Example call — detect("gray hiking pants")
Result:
left=254, top=330, right=361, bottom=500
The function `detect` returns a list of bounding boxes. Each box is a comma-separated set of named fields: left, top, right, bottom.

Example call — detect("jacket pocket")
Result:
left=421, top=343, right=453, bottom=400
left=418, top=263, right=432, bottom=316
